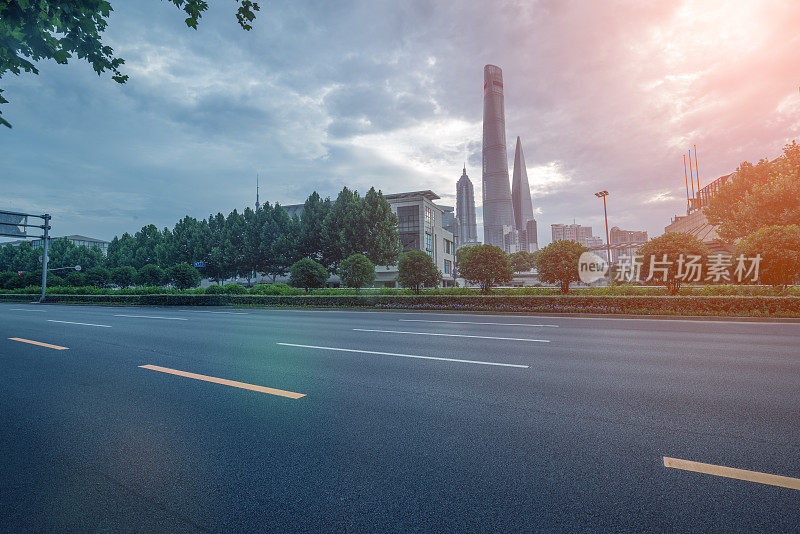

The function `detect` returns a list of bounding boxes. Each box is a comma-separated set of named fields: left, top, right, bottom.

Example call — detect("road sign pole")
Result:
left=39, top=214, right=50, bottom=303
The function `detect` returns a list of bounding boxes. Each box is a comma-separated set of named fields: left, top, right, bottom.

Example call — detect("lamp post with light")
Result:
left=594, top=190, right=611, bottom=283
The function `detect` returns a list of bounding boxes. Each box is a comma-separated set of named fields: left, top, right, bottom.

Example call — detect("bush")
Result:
left=0, top=271, right=25, bottom=289
left=167, top=262, right=201, bottom=290
left=397, top=250, right=441, bottom=294
left=111, top=266, right=137, bottom=288
left=21, top=270, right=43, bottom=287
left=85, top=267, right=111, bottom=287
left=339, top=254, right=376, bottom=289
left=221, top=283, right=248, bottom=294
left=289, top=258, right=329, bottom=291
left=205, top=284, right=225, bottom=294
left=250, top=283, right=303, bottom=295
left=137, top=264, right=165, bottom=286
left=64, top=271, right=87, bottom=287
left=46, top=274, right=64, bottom=287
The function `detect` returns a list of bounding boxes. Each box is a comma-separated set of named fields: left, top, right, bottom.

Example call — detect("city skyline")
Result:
left=2, top=1, right=798, bottom=245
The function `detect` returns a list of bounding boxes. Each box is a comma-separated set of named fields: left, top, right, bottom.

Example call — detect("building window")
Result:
left=425, top=233, right=432, bottom=254
left=397, top=205, right=420, bottom=252
left=424, top=206, right=433, bottom=233
left=444, top=260, right=452, bottom=275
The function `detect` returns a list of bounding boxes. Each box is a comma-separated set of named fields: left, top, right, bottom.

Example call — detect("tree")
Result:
left=289, top=258, right=328, bottom=292
left=64, top=271, right=87, bottom=287
left=361, top=187, right=400, bottom=267
left=167, top=262, right=201, bottom=290
left=736, top=225, right=800, bottom=288
left=637, top=233, right=709, bottom=295
left=339, top=253, right=376, bottom=289
left=298, top=192, right=331, bottom=264
left=111, top=266, right=136, bottom=288
left=106, top=233, right=135, bottom=269
left=397, top=250, right=440, bottom=294
left=137, top=263, right=165, bottom=286
left=508, top=250, right=539, bottom=273
left=536, top=240, right=588, bottom=293
left=259, top=203, right=299, bottom=282
left=0, top=0, right=260, bottom=128
left=458, top=244, right=513, bottom=293
left=705, top=141, right=800, bottom=241
left=85, top=266, right=111, bottom=287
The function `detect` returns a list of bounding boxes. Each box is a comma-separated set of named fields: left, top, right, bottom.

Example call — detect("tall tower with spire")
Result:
left=511, top=136, right=534, bottom=230
left=481, top=64, right=515, bottom=250
left=456, top=165, right=478, bottom=247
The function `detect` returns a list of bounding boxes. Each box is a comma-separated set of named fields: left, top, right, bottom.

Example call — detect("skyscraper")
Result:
left=482, top=64, right=515, bottom=250
left=511, top=136, right=534, bottom=230
left=456, top=166, right=478, bottom=247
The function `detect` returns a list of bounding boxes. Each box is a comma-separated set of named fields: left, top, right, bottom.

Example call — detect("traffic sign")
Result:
left=193, top=261, right=206, bottom=268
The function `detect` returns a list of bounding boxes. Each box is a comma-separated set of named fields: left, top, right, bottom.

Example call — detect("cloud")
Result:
left=1, top=0, right=798, bottom=245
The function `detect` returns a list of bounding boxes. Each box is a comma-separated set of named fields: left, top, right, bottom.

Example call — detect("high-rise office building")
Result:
left=551, top=223, right=598, bottom=248
left=482, top=64, right=515, bottom=250
left=455, top=166, right=478, bottom=247
left=511, top=136, right=537, bottom=252
left=511, top=137, right=534, bottom=231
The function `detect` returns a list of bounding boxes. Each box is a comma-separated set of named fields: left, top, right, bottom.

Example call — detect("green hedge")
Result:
left=2, top=293, right=800, bottom=317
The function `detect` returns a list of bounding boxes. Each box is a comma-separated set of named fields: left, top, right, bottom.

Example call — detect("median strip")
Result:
left=8, top=338, right=69, bottom=350
left=400, top=319, right=559, bottom=327
left=138, top=364, right=305, bottom=399
left=48, top=320, right=111, bottom=328
left=277, top=342, right=529, bottom=368
left=114, top=314, right=188, bottom=321
left=663, top=456, right=800, bottom=491
left=353, top=328, right=551, bottom=343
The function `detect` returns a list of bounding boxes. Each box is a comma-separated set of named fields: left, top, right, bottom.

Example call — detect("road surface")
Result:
left=1, top=302, right=798, bottom=532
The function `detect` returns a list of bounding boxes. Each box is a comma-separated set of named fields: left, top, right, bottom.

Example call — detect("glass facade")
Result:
left=397, top=205, right=420, bottom=252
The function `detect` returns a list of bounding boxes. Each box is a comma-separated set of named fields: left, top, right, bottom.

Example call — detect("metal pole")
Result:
left=39, top=214, right=50, bottom=303
left=602, top=196, right=611, bottom=278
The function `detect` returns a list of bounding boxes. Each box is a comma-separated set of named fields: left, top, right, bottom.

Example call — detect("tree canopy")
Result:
left=705, top=142, right=800, bottom=242
left=637, top=232, right=709, bottom=295
left=457, top=244, right=513, bottom=293
left=536, top=240, right=587, bottom=293
left=397, top=250, right=440, bottom=294
left=0, top=0, right=260, bottom=128
left=736, top=224, right=800, bottom=288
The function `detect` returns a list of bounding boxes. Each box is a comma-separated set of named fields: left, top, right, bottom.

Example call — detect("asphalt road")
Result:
left=1, top=302, right=798, bottom=532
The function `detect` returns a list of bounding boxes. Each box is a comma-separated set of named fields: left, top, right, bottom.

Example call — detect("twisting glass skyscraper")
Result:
left=511, top=136, right=534, bottom=231
left=481, top=64, right=515, bottom=249
left=456, top=166, right=477, bottom=246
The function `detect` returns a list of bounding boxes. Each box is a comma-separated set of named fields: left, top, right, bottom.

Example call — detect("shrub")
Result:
left=289, top=258, right=329, bottom=291
left=397, top=250, right=441, bottom=294
left=205, top=284, right=225, bottom=294
left=0, top=271, right=25, bottom=289
left=167, top=262, right=201, bottom=290
left=221, top=283, right=248, bottom=294
left=111, top=266, right=137, bottom=288
left=64, top=271, right=87, bottom=287
left=137, top=264, right=165, bottom=286
left=339, top=253, right=376, bottom=289
left=250, top=283, right=303, bottom=296
left=85, top=267, right=111, bottom=287
left=536, top=240, right=588, bottom=293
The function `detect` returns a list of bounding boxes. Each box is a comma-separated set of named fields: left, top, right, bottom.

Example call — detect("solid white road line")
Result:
left=399, top=319, right=558, bottom=328
left=9, top=308, right=46, bottom=312
left=47, top=319, right=111, bottom=328
left=177, top=310, right=249, bottom=315
left=277, top=342, right=529, bottom=368
left=113, top=314, right=188, bottom=321
left=353, top=328, right=551, bottom=343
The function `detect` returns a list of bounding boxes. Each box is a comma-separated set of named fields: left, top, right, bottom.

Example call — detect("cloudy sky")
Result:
left=2, top=0, right=799, bottom=244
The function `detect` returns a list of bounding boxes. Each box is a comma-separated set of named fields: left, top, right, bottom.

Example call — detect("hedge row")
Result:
left=3, top=293, right=800, bottom=317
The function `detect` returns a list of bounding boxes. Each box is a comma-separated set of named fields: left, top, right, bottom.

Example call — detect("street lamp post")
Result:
left=594, top=191, right=611, bottom=284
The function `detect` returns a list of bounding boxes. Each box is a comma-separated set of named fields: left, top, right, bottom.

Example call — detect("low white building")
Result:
left=377, top=190, right=456, bottom=287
